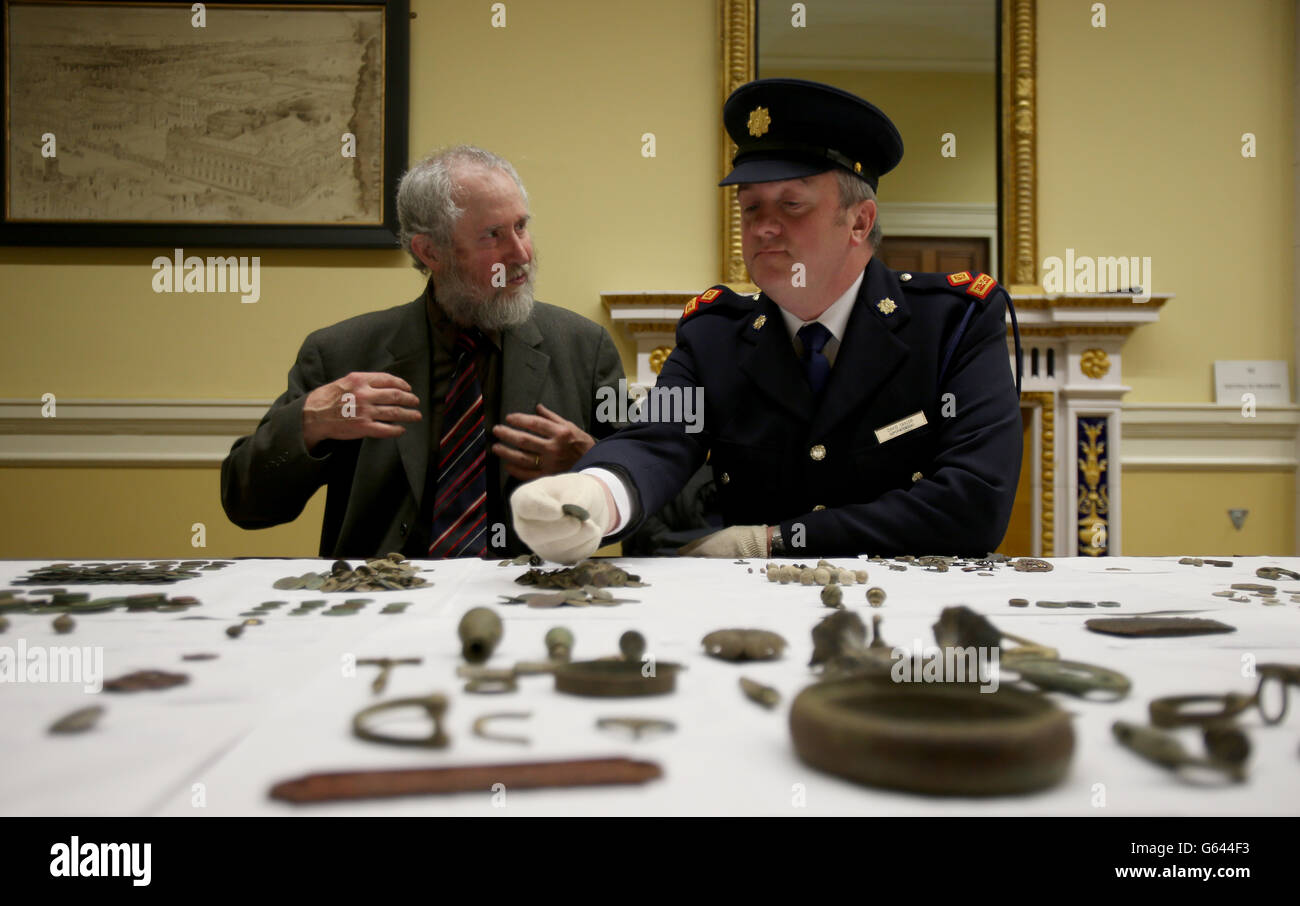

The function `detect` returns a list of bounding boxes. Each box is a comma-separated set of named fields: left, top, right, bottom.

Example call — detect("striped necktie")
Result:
left=428, top=328, right=488, bottom=558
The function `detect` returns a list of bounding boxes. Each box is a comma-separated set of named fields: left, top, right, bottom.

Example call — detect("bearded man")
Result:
left=221, top=145, right=624, bottom=558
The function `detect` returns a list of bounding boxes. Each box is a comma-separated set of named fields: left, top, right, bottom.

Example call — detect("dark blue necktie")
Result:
left=798, top=322, right=833, bottom=397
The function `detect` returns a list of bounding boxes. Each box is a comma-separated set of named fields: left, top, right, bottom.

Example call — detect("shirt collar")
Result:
left=777, top=268, right=865, bottom=344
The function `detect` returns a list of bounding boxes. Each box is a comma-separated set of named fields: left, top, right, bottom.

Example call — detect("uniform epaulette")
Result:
left=680, top=285, right=756, bottom=321
left=901, top=270, right=1003, bottom=305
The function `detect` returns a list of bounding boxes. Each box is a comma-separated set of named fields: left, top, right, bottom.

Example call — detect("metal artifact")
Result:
left=51, top=614, right=74, bottom=634
left=358, top=657, right=423, bottom=695
left=740, top=676, right=781, bottom=709
left=865, top=587, right=886, bottom=607
left=458, top=607, right=503, bottom=664
left=515, top=560, right=646, bottom=589
left=1012, top=558, right=1053, bottom=572
left=472, top=712, right=531, bottom=745
left=499, top=553, right=543, bottom=567
left=595, top=717, right=675, bottom=739
left=1150, top=663, right=1300, bottom=727
left=49, top=705, right=105, bottom=734
left=561, top=504, right=590, bottom=521
left=225, top=625, right=244, bottom=638
left=553, top=632, right=680, bottom=697
left=352, top=694, right=449, bottom=748
left=1011, top=658, right=1131, bottom=701
left=1085, top=617, right=1236, bottom=638
left=1203, top=559, right=1233, bottom=567
left=276, top=554, right=429, bottom=593
left=809, top=610, right=895, bottom=677
left=103, top=670, right=189, bottom=692
left=1257, top=566, right=1300, bottom=582
left=544, top=626, right=574, bottom=662
left=269, top=757, right=662, bottom=803
left=821, top=585, right=843, bottom=608
left=457, top=667, right=519, bottom=694
left=1112, top=721, right=1247, bottom=783
left=789, top=676, right=1075, bottom=795
left=181, top=653, right=218, bottom=661
left=931, top=606, right=1057, bottom=666
left=701, top=629, right=787, bottom=662
left=0, top=616, right=8, bottom=633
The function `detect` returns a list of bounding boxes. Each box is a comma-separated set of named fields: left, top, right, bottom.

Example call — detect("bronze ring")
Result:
left=352, top=694, right=450, bottom=748
left=1148, top=692, right=1255, bottom=728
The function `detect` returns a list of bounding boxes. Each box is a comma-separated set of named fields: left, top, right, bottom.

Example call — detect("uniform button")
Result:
left=812, top=504, right=826, bottom=511
left=911, top=472, right=923, bottom=483
left=719, top=472, right=730, bottom=485
left=809, top=444, right=826, bottom=461
left=900, top=272, right=912, bottom=281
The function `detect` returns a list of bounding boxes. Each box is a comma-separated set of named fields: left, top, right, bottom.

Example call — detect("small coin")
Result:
left=561, top=504, right=591, bottom=521
left=1035, top=600, right=1068, bottom=609
left=1008, top=598, right=1029, bottom=607
left=52, top=614, right=75, bottom=633
left=273, top=576, right=305, bottom=590
left=104, top=670, right=189, bottom=692
left=226, top=625, right=244, bottom=638
left=49, top=705, right=105, bottom=734
left=1067, top=601, right=1096, bottom=609
left=181, top=653, right=218, bottom=661
left=1097, top=601, right=1122, bottom=608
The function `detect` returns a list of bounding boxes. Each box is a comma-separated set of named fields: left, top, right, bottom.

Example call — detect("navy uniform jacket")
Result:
left=575, top=256, right=1022, bottom=557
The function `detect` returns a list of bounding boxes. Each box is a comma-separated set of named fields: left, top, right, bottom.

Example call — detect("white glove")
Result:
left=679, top=525, right=768, bottom=558
left=511, top=473, right=613, bottom=564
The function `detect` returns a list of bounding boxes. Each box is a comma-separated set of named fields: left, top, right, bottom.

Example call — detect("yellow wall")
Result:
left=1035, top=0, right=1295, bottom=554
left=1037, top=0, right=1294, bottom=403
left=1122, top=471, right=1295, bottom=556
left=764, top=67, right=997, bottom=205
left=0, top=0, right=1294, bottom=558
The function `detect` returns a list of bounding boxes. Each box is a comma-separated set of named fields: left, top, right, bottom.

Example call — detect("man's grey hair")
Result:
left=397, top=145, right=529, bottom=274
left=835, top=170, right=881, bottom=250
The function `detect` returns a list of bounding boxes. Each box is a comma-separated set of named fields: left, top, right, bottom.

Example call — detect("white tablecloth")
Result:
left=2, top=555, right=1297, bottom=816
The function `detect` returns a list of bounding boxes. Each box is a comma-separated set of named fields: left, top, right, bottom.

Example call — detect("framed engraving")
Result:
left=1, top=0, right=409, bottom=247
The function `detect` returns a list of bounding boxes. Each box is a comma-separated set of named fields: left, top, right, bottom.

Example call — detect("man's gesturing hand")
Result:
left=511, top=474, right=614, bottom=564
left=492, top=404, right=596, bottom=480
left=302, top=372, right=421, bottom=452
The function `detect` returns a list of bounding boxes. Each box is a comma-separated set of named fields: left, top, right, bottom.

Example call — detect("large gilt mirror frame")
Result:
left=719, top=0, right=1038, bottom=291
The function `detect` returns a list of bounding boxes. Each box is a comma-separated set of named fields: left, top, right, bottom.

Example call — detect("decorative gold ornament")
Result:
left=1076, top=420, right=1109, bottom=557
left=1079, top=348, right=1111, bottom=379
left=877, top=298, right=897, bottom=315
left=648, top=345, right=673, bottom=375
left=1021, top=391, right=1055, bottom=557
left=747, top=106, right=771, bottom=137
left=752, top=315, right=767, bottom=330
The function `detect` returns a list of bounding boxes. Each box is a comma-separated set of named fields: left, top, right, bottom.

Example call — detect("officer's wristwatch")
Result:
left=769, top=525, right=786, bottom=556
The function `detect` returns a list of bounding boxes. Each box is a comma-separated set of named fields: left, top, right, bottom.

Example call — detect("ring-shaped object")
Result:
left=1149, top=692, right=1255, bottom=728
left=789, top=676, right=1074, bottom=795
left=1256, top=664, right=1300, bottom=725
left=553, top=660, right=679, bottom=697
left=352, top=694, right=449, bottom=748
left=464, top=676, right=518, bottom=694
left=1011, top=657, right=1131, bottom=701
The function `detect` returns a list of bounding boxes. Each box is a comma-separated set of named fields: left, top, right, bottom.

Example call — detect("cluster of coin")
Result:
left=515, top=560, right=646, bottom=589
left=498, top=587, right=634, bottom=608
left=0, top=589, right=201, bottom=616
left=860, top=553, right=1020, bottom=574
left=763, top=561, right=869, bottom=586
left=273, top=554, right=430, bottom=593
left=1011, top=598, right=1121, bottom=609
left=498, top=553, right=544, bottom=567
left=13, top=560, right=232, bottom=585
left=1210, top=583, right=1297, bottom=606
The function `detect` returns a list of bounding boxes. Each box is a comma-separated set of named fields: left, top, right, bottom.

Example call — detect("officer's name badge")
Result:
left=874, top=410, right=928, bottom=444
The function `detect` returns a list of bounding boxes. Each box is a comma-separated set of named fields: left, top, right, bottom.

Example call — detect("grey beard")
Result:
left=435, top=259, right=537, bottom=332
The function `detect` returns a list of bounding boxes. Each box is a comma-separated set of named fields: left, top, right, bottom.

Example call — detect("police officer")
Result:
left=511, top=78, right=1022, bottom=561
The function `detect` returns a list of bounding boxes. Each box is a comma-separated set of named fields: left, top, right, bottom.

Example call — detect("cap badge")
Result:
left=877, top=297, right=897, bottom=315
left=752, top=315, right=767, bottom=330
left=747, top=106, right=772, bottom=137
